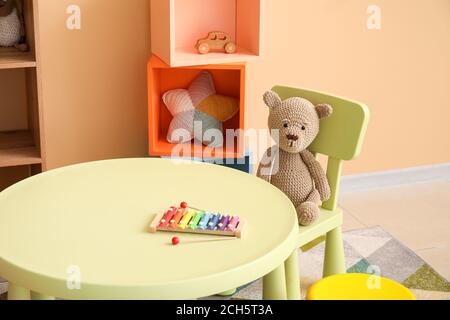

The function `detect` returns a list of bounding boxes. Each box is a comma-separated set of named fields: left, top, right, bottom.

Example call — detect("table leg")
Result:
left=8, top=283, right=31, bottom=300
left=284, top=249, right=301, bottom=300
left=31, top=292, right=56, bottom=300
left=263, top=264, right=287, bottom=300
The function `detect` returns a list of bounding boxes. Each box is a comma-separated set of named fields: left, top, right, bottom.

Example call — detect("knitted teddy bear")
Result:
left=257, top=90, right=333, bottom=226
left=0, top=0, right=27, bottom=51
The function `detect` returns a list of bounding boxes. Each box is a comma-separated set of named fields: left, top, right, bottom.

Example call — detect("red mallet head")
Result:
left=171, top=237, right=180, bottom=246
left=180, top=202, right=188, bottom=209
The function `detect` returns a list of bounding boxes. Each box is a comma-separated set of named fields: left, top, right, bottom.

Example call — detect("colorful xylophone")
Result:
left=149, top=202, right=246, bottom=238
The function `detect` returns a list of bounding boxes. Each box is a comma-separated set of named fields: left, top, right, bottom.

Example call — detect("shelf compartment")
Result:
left=0, top=147, right=41, bottom=168
left=0, top=130, right=41, bottom=168
left=0, top=52, right=36, bottom=70
left=0, top=69, right=30, bottom=131
left=0, top=0, right=44, bottom=181
left=0, top=130, right=35, bottom=149
left=0, top=0, right=37, bottom=70
left=148, top=55, right=245, bottom=158
left=151, top=0, right=263, bottom=67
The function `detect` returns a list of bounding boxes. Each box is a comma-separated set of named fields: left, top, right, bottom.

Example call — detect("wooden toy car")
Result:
left=196, top=31, right=237, bottom=54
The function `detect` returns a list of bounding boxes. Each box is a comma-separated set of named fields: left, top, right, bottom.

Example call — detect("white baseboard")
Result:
left=341, top=163, right=450, bottom=193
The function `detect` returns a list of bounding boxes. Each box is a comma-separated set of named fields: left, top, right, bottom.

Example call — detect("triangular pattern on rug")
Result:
left=300, top=248, right=362, bottom=280
left=366, top=239, right=425, bottom=283
left=347, top=258, right=371, bottom=274
left=403, top=264, right=450, bottom=292
left=343, top=234, right=391, bottom=258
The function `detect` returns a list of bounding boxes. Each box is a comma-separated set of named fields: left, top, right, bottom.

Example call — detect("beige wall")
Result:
left=246, top=0, right=450, bottom=175
left=37, top=0, right=450, bottom=175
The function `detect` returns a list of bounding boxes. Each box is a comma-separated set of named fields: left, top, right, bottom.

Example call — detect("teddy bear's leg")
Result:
left=296, top=202, right=320, bottom=226
left=296, top=189, right=321, bottom=226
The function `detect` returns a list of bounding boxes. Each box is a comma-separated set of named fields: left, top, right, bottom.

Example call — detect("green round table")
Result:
left=0, top=158, right=300, bottom=300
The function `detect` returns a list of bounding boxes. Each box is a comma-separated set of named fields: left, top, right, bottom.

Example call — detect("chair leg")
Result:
left=323, top=226, right=346, bottom=277
left=8, top=283, right=31, bottom=300
left=284, top=249, right=301, bottom=300
left=263, top=264, right=287, bottom=300
left=31, top=292, right=56, bottom=300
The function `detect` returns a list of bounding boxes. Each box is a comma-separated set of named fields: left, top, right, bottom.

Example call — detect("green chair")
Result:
left=262, top=86, right=370, bottom=300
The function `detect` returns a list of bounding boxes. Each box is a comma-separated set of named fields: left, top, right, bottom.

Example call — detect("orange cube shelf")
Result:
left=148, top=55, right=246, bottom=159
left=151, top=0, right=263, bottom=67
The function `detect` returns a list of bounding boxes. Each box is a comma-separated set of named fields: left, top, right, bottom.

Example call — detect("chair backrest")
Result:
left=272, top=86, right=370, bottom=210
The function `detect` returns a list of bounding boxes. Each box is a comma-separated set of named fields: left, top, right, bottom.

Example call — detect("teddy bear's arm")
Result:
left=257, top=147, right=275, bottom=183
left=301, top=150, right=331, bottom=201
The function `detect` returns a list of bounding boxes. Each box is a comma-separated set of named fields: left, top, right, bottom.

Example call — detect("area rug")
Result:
left=0, top=279, right=5, bottom=299
left=1, top=226, right=448, bottom=300
left=216, top=226, right=450, bottom=300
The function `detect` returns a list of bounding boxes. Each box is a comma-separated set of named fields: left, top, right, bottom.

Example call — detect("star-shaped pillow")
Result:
left=162, top=71, right=240, bottom=148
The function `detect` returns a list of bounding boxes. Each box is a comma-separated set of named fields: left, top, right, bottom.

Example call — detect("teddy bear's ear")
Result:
left=316, top=103, right=333, bottom=119
left=263, top=91, right=282, bottom=110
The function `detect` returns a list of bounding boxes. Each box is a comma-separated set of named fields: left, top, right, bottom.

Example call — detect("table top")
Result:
left=0, top=158, right=298, bottom=299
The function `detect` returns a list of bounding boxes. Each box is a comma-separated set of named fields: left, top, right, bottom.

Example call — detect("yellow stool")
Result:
left=307, top=274, right=416, bottom=300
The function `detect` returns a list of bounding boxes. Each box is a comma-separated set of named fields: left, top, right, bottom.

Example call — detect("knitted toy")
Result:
left=0, top=0, right=27, bottom=51
left=257, top=90, right=333, bottom=226
left=163, top=71, right=239, bottom=148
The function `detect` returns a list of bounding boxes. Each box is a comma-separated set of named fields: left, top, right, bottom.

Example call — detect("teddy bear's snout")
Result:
left=286, top=134, right=299, bottom=141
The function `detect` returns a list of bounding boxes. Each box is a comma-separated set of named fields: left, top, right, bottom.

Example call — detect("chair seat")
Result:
left=307, top=273, right=416, bottom=300
left=298, top=207, right=342, bottom=246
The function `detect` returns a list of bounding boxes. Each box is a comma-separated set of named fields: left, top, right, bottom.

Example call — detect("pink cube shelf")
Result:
left=151, top=0, right=263, bottom=67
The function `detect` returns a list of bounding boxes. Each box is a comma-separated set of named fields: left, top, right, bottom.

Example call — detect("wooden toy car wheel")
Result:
left=198, top=43, right=210, bottom=54
left=225, top=42, right=236, bottom=54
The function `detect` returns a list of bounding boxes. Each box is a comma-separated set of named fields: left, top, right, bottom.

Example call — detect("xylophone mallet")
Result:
left=180, top=202, right=205, bottom=212
left=171, top=236, right=237, bottom=246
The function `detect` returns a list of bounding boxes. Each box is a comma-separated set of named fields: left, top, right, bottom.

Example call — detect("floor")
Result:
left=339, top=179, right=450, bottom=281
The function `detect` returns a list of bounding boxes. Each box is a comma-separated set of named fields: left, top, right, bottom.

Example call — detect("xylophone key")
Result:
left=197, top=212, right=212, bottom=230
left=217, top=215, right=230, bottom=231
left=207, top=213, right=221, bottom=230
left=169, top=208, right=185, bottom=228
left=227, top=215, right=240, bottom=232
left=189, top=211, right=204, bottom=230
left=159, top=207, right=177, bottom=228
left=178, top=209, right=194, bottom=230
